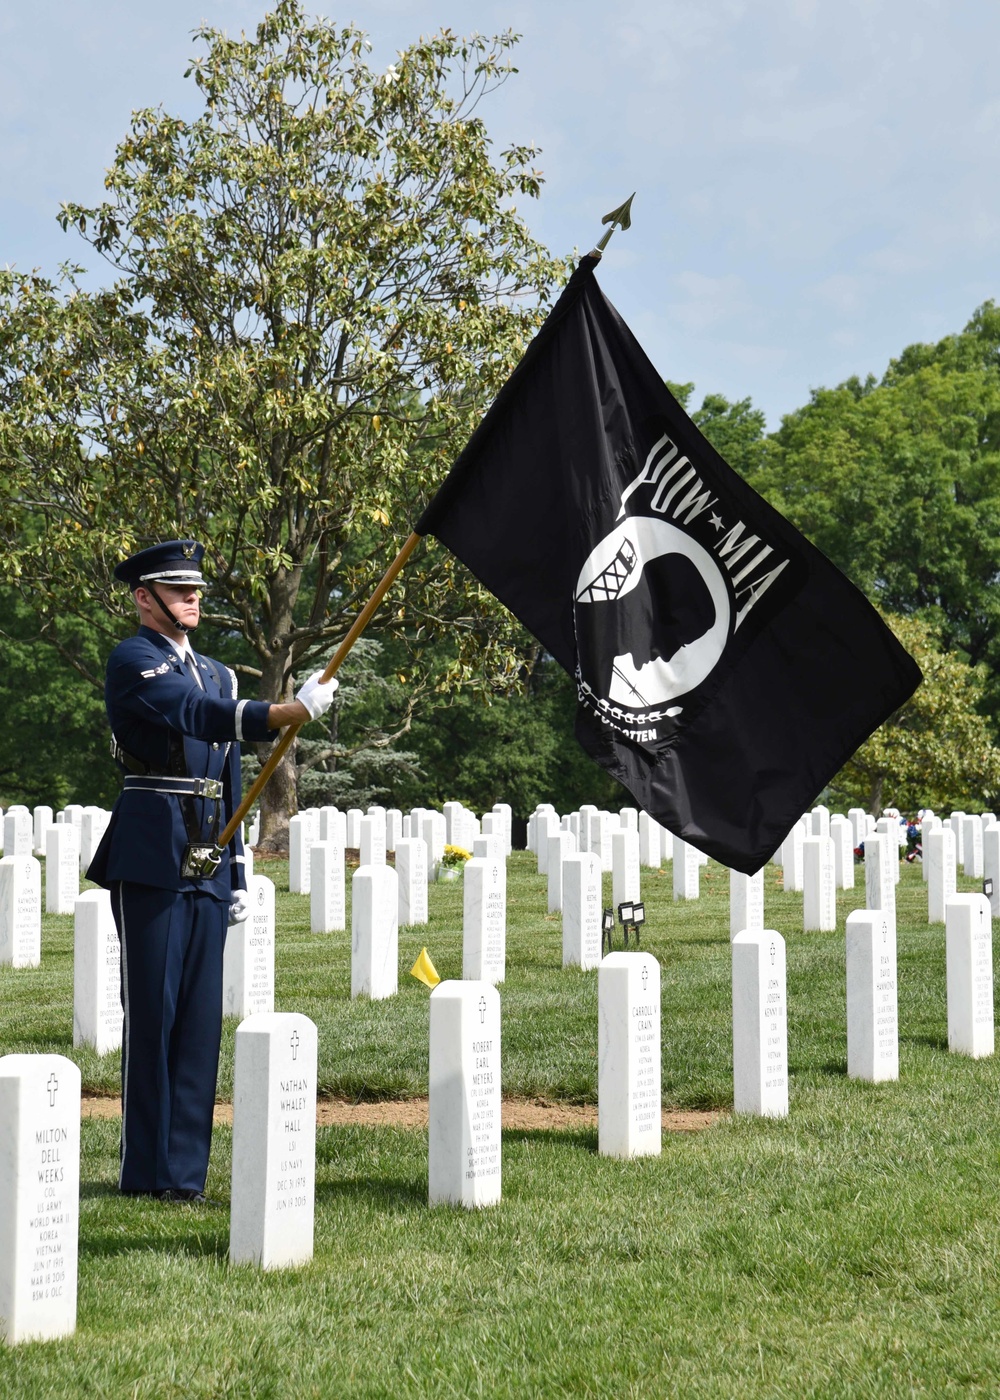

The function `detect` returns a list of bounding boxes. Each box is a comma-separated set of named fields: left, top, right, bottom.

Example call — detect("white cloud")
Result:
left=808, top=274, right=865, bottom=316
left=666, top=271, right=752, bottom=332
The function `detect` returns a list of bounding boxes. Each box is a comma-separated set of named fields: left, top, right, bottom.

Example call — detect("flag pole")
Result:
left=213, top=529, right=424, bottom=855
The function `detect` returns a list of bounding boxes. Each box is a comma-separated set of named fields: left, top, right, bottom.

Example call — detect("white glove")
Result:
left=229, top=889, right=250, bottom=925
left=295, top=671, right=339, bottom=720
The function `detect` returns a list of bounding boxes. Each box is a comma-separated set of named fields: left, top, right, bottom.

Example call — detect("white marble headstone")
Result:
left=462, top=858, right=506, bottom=986
left=845, top=908, right=898, bottom=1082
left=598, top=952, right=661, bottom=1159
left=875, top=819, right=902, bottom=881
left=780, top=823, right=804, bottom=893
left=395, top=837, right=428, bottom=928
left=0, top=857, right=41, bottom=968
left=73, top=890, right=122, bottom=1055
left=562, top=853, right=602, bottom=970
left=78, top=809, right=110, bottom=875
left=803, top=834, right=836, bottom=931
left=589, top=813, right=612, bottom=873
left=962, top=815, right=984, bottom=880
left=950, top=811, right=967, bottom=865
left=319, top=806, right=346, bottom=846
left=0, top=1054, right=80, bottom=1343
left=547, top=830, right=575, bottom=914
left=428, top=981, right=501, bottom=1208
left=351, top=865, right=398, bottom=999
left=730, top=867, right=764, bottom=940
left=673, top=838, right=700, bottom=901
left=3, top=810, right=32, bottom=860
left=534, top=812, right=558, bottom=875
left=473, top=834, right=505, bottom=863
left=829, top=814, right=855, bottom=890
left=288, top=813, right=314, bottom=895
left=309, top=841, right=345, bottom=933
left=420, top=814, right=446, bottom=873
left=442, top=801, right=463, bottom=846
left=230, top=1012, right=317, bottom=1269
left=492, top=803, right=512, bottom=855
left=927, top=827, right=957, bottom=925
left=45, top=825, right=79, bottom=917
left=985, top=825, right=1000, bottom=920
left=732, top=930, right=788, bottom=1117
left=638, top=812, right=662, bottom=869
left=611, top=829, right=640, bottom=914
left=864, top=832, right=896, bottom=923
left=359, top=814, right=386, bottom=867
left=946, top=894, right=994, bottom=1058
left=223, top=875, right=275, bottom=1019
left=32, top=807, right=53, bottom=858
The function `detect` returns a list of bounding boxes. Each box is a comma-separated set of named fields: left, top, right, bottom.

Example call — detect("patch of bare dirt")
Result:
left=81, top=1094, right=721, bottom=1133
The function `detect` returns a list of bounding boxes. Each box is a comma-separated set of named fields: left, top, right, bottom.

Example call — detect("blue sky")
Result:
left=2, top=0, right=998, bottom=427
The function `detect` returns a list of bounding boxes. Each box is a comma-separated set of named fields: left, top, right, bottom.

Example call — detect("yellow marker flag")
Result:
left=410, top=947, right=441, bottom=989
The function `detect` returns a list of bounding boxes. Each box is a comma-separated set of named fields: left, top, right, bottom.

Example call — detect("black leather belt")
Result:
left=123, top=775, right=224, bottom=800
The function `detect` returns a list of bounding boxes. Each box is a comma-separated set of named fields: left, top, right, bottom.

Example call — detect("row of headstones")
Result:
left=737, top=891, right=995, bottom=1114
left=0, top=805, right=111, bottom=876
left=23, top=843, right=503, bottom=1053
left=529, top=803, right=718, bottom=918
left=0, top=821, right=260, bottom=969
left=284, top=800, right=513, bottom=888
left=0, top=954, right=650, bottom=1343
left=528, top=802, right=689, bottom=874
left=4, top=811, right=992, bottom=984
left=44, top=808, right=1000, bottom=1059
left=13, top=886, right=991, bottom=1346
left=776, top=821, right=1000, bottom=931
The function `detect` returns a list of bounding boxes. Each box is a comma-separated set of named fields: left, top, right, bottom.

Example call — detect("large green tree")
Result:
left=755, top=303, right=1000, bottom=720
left=0, top=2, right=566, bottom=844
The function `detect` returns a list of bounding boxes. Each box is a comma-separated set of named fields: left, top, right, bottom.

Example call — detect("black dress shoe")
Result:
left=154, top=1188, right=209, bottom=1203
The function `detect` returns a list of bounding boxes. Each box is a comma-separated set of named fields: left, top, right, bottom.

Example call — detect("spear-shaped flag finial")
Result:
left=591, top=193, right=635, bottom=257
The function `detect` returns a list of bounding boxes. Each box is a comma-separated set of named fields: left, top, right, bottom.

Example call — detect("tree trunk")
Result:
left=254, top=648, right=297, bottom=855
left=868, top=773, right=885, bottom=818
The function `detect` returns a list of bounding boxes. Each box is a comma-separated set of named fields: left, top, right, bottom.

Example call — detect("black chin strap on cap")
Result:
left=146, top=583, right=192, bottom=634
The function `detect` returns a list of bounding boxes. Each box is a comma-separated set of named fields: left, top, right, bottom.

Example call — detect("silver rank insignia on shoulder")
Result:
left=139, top=661, right=172, bottom=679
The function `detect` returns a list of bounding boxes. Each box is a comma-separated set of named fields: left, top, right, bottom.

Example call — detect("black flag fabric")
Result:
left=416, top=256, right=921, bottom=874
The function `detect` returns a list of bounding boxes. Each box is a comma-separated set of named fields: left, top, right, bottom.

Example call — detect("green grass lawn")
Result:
left=2, top=849, right=999, bottom=1396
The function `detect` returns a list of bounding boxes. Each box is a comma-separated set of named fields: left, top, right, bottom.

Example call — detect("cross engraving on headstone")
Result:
left=290, top=1029, right=300, bottom=1061
left=47, top=1072, right=59, bottom=1107
left=478, top=995, right=487, bottom=1025
left=641, top=964, right=649, bottom=991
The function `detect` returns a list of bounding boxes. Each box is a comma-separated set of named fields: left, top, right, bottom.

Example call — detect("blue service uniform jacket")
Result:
left=88, top=626, right=276, bottom=900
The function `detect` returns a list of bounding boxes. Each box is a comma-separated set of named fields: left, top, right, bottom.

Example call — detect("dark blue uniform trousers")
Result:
left=111, top=882, right=227, bottom=1194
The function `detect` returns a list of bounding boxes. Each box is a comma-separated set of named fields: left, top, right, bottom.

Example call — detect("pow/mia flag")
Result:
left=416, top=256, right=921, bottom=873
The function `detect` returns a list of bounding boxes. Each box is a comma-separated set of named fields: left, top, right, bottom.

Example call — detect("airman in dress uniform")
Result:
left=88, top=540, right=337, bottom=1201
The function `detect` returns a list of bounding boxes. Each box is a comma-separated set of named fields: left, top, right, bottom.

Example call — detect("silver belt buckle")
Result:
left=195, top=778, right=222, bottom=799
left=181, top=844, right=223, bottom=879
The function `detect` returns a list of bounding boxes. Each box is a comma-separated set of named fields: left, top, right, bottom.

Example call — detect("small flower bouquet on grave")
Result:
left=437, top=844, right=471, bottom=881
